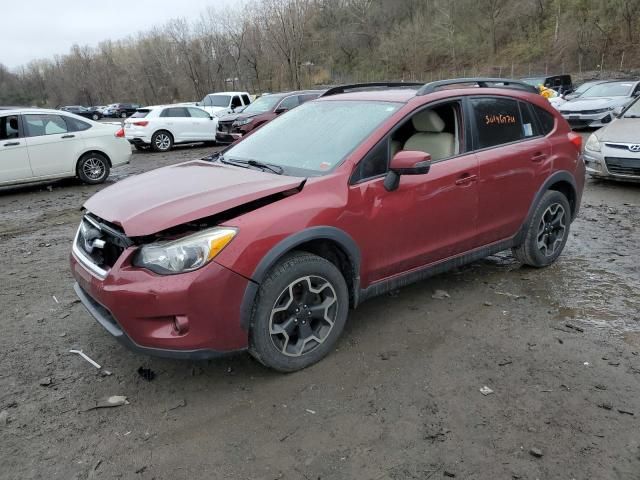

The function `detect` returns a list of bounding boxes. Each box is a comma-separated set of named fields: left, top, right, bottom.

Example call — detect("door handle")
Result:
left=3, top=141, right=20, bottom=146
left=61, top=134, right=75, bottom=139
left=531, top=152, right=547, bottom=163
left=455, top=174, right=477, bottom=186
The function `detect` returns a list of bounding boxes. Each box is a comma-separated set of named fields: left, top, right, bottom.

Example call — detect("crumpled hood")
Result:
left=219, top=112, right=260, bottom=123
left=598, top=118, right=640, bottom=143
left=84, top=160, right=304, bottom=236
left=560, top=96, right=630, bottom=112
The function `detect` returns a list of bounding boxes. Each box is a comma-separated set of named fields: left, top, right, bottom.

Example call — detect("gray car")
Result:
left=583, top=96, right=640, bottom=182
left=559, top=80, right=640, bottom=129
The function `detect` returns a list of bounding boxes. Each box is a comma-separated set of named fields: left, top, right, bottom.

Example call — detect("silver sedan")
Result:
left=583, top=97, right=640, bottom=182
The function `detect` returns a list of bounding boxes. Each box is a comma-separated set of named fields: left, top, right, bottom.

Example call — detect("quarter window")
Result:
left=64, top=116, right=91, bottom=132
left=533, top=106, right=555, bottom=135
left=24, top=114, right=68, bottom=137
left=470, top=98, right=523, bottom=149
left=241, top=94, right=251, bottom=105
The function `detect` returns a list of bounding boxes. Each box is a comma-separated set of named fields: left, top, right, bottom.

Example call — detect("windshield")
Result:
left=574, top=82, right=599, bottom=95
left=242, top=95, right=282, bottom=114
left=623, top=98, right=640, bottom=118
left=582, top=82, right=634, bottom=97
left=223, top=100, right=402, bottom=176
left=522, top=77, right=545, bottom=87
left=202, top=95, right=230, bottom=107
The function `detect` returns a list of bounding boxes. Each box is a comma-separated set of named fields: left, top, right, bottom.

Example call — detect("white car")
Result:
left=123, top=104, right=217, bottom=152
left=0, top=108, right=131, bottom=187
left=196, top=91, right=251, bottom=117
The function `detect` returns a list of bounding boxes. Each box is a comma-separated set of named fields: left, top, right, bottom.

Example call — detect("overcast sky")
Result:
left=1, top=0, right=240, bottom=69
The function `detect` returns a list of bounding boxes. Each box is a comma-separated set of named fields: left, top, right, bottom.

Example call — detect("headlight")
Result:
left=585, top=134, right=601, bottom=152
left=233, top=118, right=253, bottom=127
left=134, top=227, right=237, bottom=274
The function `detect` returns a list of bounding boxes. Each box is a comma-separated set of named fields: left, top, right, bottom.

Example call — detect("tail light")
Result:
left=133, top=121, right=148, bottom=127
left=568, top=132, right=582, bottom=152
left=115, top=128, right=124, bottom=138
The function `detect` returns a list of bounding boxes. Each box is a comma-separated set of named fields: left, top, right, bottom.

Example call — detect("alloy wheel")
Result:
left=537, top=203, right=566, bottom=257
left=269, top=275, right=338, bottom=357
left=154, top=134, right=171, bottom=151
left=82, top=157, right=106, bottom=181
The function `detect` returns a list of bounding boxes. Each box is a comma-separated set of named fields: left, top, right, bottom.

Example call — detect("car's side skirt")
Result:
left=358, top=237, right=515, bottom=304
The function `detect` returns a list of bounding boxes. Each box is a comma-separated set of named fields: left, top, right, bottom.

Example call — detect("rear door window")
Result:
left=24, top=114, right=68, bottom=137
left=0, top=115, right=21, bottom=139
left=241, top=94, right=251, bottom=105
left=160, top=107, right=190, bottom=118
left=187, top=107, right=210, bottom=118
left=470, top=97, right=524, bottom=149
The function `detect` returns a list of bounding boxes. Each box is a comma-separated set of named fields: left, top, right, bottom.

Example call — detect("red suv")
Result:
left=215, top=90, right=323, bottom=144
left=70, top=79, right=585, bottom=372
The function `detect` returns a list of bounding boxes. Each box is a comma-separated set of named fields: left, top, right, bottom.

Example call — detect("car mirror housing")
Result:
left=384, top=150, right=431, bottom=191
left=275, top=107, right=288, bottom=114
left=612, top=106, right=624, bottom=118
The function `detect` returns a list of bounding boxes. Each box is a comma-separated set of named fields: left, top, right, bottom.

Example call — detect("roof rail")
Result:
left=322, top=82, right=424, bottom=97
left=416, top=78, right=538, bottom=96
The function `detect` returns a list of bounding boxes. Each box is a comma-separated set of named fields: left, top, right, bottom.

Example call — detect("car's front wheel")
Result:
left=120, top=112, right=127, bottom=118
left=249, top=252, right=349, bottom=372
left=77, top=152, right=110, bottom=184
left=92, top=113, right=99, bottom=120
left=512, top=190, right=571, bottom=267
left=151, top=131, right=173, bottom=152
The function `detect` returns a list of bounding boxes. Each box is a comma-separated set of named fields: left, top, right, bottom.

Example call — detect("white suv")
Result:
left=124, top=105, right=217, bottom=152
left=197, top=92, right=252, bottom=117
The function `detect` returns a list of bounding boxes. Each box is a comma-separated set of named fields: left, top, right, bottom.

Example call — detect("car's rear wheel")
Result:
left=92, top=113, right=99, bottom=120
left=512, top=190, right=571, bottom=267
left=77, top=152, right=110, bottom=184
left=249, top=252, right=349, bottom=372
left=151, top=131, right=173, bottom=152
left=120, top=112, right=127, bottom=118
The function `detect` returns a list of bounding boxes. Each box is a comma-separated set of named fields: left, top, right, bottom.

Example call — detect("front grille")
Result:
left=218, top=121, right=234, bottom=133
left=605, top=157, right=640, bottom=177
left=76, top=214, right=131, bottom=271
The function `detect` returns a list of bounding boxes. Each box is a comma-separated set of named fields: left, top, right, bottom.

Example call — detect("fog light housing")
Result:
left=173, top=315, right=189, bottom=334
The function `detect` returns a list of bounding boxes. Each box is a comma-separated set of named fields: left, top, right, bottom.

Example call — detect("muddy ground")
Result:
left=0, top=142, right=639, bottom=480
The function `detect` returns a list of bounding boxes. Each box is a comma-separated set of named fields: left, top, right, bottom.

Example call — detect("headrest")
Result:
left=9, top=117, right=18, bottom=129
left=412, top=110, right=445, bottom=132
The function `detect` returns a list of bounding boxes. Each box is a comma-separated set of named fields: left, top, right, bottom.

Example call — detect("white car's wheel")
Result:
left=77, top=153, right=110, bottom=184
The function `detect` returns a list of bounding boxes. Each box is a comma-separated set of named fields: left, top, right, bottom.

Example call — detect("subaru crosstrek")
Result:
left=70, top=78, right=585, bottom=372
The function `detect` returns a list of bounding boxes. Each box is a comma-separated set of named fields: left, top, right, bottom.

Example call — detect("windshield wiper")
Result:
left=221, top=156, right=284, bottom=175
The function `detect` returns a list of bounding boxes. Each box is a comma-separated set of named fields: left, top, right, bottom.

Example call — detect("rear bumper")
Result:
left=70, top=247, right=250, bottom=358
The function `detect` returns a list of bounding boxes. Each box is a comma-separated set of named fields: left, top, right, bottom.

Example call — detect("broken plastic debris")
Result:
left=431, top=289, right=450, bottom=300
left=480, top=386, right=494, bottom=396
left=305, top=409, right=317, bottom=414
left=52, top=295, right=59, bottom=304
left=69, top=350, right=101, bottom=369
left=87, top=395, right=129, bottom=410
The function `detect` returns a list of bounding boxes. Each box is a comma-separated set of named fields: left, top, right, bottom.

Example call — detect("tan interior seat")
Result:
left=403, top=110, right=455, bottom=160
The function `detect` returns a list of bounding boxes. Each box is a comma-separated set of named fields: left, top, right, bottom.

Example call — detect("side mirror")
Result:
left=384, top=150, right=431, bottom=191
left=275, top=107, right=288, bottom=114
left=209, top=115, right=214, bottom=120
left=612, top=106, right=624, bottom=118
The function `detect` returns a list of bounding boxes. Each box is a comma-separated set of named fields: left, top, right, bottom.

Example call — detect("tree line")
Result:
left=1, top=0, right=639, bottom=107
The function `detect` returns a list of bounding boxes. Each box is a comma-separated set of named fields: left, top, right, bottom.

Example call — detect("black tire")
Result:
left=77, top=152, right=110, bottom=184
left=249, top=252, right=349, bottom=372
left=151, top=131, right=173, bottom=152
left=512, top=190, right=571, bottom=267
